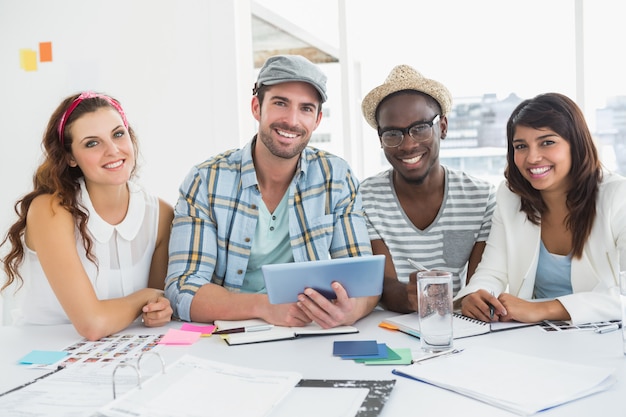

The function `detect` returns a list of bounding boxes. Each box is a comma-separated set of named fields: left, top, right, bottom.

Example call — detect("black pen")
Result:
left=0, top=364, right=66, bottom=397
left=213, top=324, right=274, bottom=335
left=488, top=291, right=495, bottom=320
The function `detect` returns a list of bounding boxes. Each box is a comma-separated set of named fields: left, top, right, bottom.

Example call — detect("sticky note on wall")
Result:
left=39, top=42, right=52, bottom=62
left=19, top=48, right=37, bottom=71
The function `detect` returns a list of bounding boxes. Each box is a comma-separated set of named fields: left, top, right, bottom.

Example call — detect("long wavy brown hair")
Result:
left=1, top=93, right=138, bottom=291
left=504, top=92, right=602, bottom=259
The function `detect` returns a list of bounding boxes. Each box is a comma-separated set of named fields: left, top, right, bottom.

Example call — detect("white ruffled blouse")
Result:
left=15, top=178, right=160, bottom=325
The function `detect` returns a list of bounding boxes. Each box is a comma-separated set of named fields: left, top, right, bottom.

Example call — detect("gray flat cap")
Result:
left=254, top=55, right=327, bottom=103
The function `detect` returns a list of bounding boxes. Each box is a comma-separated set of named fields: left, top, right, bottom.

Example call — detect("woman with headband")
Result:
left=1, top=92, right=173, bottom=340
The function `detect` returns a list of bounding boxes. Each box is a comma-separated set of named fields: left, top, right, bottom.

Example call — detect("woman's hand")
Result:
left=142, top=295, right=173, bottom=327
left=461, top=289, right=506, bottom=322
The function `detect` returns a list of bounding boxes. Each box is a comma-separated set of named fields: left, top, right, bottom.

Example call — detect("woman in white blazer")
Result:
left=456, top=93, right=626, bottom=325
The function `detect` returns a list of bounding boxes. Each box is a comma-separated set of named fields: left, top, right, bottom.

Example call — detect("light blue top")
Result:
left=533, top=240, right=573, bottom=299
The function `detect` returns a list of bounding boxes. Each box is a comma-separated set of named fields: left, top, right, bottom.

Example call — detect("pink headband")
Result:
left=57, top=91, right=129, bottom=145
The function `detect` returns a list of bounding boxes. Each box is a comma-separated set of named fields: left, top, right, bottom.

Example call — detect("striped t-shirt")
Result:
left=360, top=166, right=496, bottom=294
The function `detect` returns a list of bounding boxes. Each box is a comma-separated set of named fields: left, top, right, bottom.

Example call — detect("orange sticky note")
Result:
left=157, top=328, right=202, bottom=345
left=378, top=321, right=399, bottom=331
left=19, top=49, right=37, bottom=71
left=39, top=42, right=52, bottom=62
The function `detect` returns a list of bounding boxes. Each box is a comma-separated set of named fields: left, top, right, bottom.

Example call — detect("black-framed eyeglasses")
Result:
left=378, top=114, right=440, bottom=148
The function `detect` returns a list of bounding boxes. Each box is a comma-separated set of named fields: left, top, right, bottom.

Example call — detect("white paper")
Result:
left=268, top=387, right=368, bottom=417
left=0, top=364, right=138, bottom=417
left=95, top=355, right=302, bottom=417
left=393, top=347, right=616, bottom=416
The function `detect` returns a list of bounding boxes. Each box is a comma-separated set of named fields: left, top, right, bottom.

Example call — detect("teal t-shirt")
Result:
left=241, top=191, right=293, bottom=293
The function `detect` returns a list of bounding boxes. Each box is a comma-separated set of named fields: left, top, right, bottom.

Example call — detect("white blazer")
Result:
left=455, top=172, right=626, bottom=324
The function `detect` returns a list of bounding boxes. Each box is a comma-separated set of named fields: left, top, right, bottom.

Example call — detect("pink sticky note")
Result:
left=180, top=323, right=216, bottom=336
left=158, top=328, right=202, bottom=345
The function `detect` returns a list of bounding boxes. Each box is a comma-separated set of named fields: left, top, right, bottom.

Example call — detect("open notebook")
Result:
left=381, top=312, right=536, bottom=339
left=214, top=319, right=358, bottom=345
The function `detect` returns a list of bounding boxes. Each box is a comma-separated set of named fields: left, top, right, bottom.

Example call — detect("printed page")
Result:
left=0, top=363, right=140, bottom=417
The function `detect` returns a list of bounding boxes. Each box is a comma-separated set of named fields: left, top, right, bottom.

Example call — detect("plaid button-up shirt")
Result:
left=165, top=138, right=372, bottom=321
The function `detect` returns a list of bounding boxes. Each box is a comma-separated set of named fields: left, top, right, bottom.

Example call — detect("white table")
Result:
left=1, top=310, right=624, bottom=416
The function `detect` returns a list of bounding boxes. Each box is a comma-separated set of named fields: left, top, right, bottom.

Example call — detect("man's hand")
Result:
left=296, top=282, right=358, bottom=328
left=261, top=302, right=313, bottom=327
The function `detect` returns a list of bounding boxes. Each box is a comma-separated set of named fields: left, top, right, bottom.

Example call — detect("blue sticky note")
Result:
left=332, top=340, right=379, bottom=356
left=340, top=343, right=391, bottom=360
left=19, top=350, right=68, bottom=365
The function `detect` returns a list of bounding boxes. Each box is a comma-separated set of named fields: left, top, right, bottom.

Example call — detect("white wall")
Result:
left=0, top=0, right=257, bottom=322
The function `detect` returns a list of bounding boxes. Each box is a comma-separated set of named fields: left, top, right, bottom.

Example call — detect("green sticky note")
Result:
left=355, top=347, right=412, bottom=365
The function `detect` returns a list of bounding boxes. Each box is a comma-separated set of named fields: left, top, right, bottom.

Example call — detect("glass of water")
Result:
left=417, top=270, right=453, bottom=352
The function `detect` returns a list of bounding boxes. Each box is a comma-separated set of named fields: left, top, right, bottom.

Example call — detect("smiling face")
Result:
left=377, top=93, right=445, bottom=186
left=67, top=107, right=135, bottom=187
left=512, top=125, right=572, bottom=194
left=252, top=81, right=322, bottom=161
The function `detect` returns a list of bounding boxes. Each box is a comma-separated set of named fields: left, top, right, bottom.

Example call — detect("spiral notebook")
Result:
left=381, top=312, right=535, bottom=339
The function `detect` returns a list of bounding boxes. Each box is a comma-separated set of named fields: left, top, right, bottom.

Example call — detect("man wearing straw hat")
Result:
left=360, top=65, right=496, bottom=313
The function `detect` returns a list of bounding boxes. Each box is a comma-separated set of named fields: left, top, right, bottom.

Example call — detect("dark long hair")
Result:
left=504, top=92, right=602, bottom=258
left=1, top=93, right=138, bottom=291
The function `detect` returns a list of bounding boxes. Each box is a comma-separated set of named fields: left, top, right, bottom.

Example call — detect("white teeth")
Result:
left=104, top=160, right=123, bottom=169
left=277, top=130, right=297, bottom=138
left=530, top=166, right=550, bottom=175
left=402, top=155, right=423, bottom=164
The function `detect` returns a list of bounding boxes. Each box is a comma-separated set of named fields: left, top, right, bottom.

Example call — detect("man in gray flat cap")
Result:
left=360, top=65, right=496, bottom=313
left=166, top=55, right=378, bottom=327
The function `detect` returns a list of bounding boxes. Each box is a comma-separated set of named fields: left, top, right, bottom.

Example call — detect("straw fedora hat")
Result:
left=361, top=65, right=452, bottom=129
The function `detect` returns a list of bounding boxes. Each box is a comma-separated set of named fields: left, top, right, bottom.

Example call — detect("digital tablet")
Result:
left=261, top=255, right=385, bottom=304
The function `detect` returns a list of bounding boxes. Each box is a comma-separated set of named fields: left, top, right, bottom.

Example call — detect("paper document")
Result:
left=95, top=354, right=302, bottom=417
left=392, top=347, right=615, bottom=415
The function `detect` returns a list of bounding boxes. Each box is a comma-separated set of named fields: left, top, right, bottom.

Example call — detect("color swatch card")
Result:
left=339, top=343, right=392, bottom=360
left=355, top=347, right=413, bottom=366
left=332, top=340, right=379, bottom=357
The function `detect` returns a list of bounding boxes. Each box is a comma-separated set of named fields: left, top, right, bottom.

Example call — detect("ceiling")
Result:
left=250, top=4, right=339, bottom=68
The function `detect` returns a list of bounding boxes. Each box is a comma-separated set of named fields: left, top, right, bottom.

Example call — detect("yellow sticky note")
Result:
left=39, top=42, right=52, bottom=62
left=20, top=49, right=37, bottom=71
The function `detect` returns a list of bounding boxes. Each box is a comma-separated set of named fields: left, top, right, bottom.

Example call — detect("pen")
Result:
left=407, top=259, right=429, bottom=271
left=412, top=348, right=464, bottom=364
left=213, top=324, right=274, bottom=335
left=488, top=291, right=495, bottom=320
left=0, top=364, right=65, bottom=397
left=594, top=323, right=620, bottom=334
